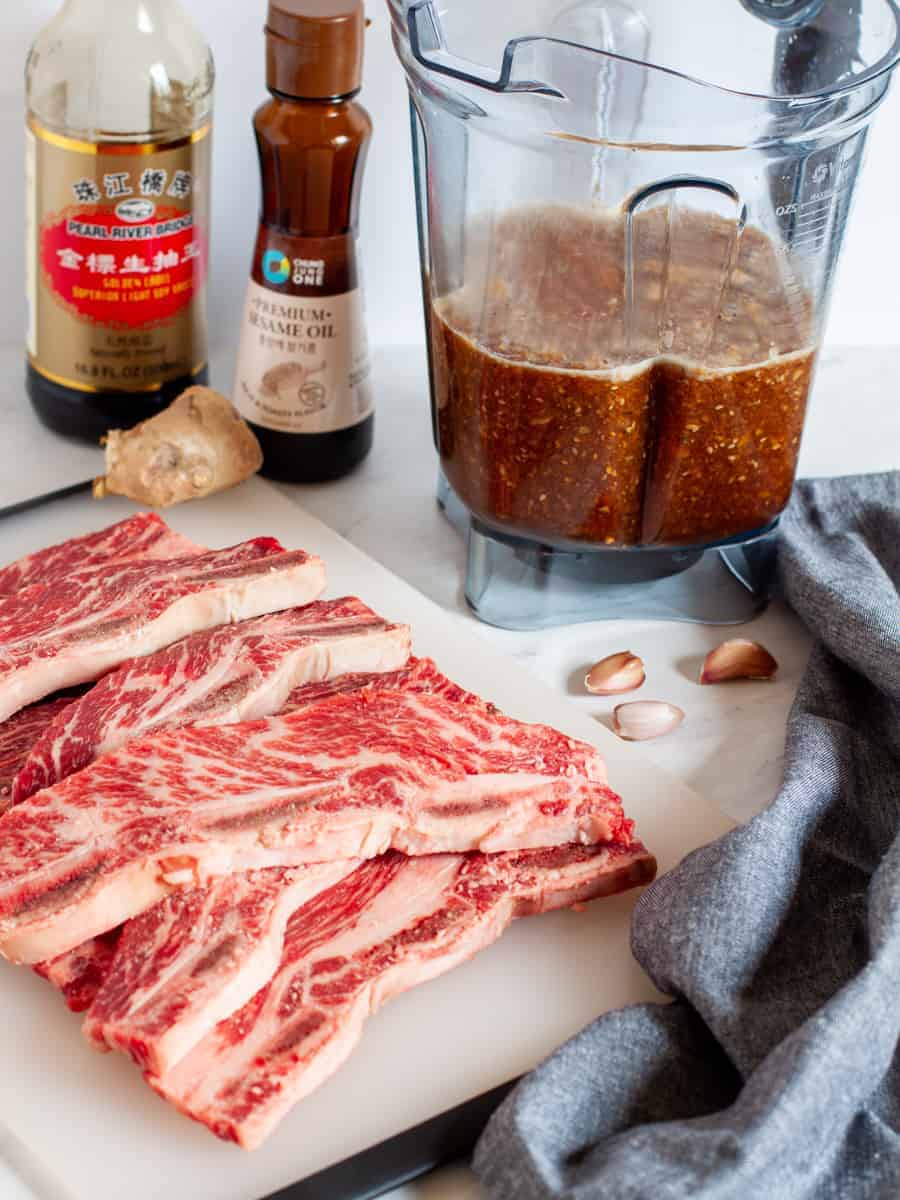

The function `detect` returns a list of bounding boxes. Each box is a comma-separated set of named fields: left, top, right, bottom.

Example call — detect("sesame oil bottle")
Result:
left=233, top=0, right=373, bottom=482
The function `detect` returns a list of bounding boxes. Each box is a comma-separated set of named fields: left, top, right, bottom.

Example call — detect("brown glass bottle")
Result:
left=233, top=0, right=373, bottom=483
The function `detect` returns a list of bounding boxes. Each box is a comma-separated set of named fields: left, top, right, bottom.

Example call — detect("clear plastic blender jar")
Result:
left=388, top=0, right=900, bottom=628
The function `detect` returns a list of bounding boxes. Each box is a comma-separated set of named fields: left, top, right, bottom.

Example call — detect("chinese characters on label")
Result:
left=71, top=168, right=194, bottom=203
left=71, top=179, right=101, bottom=203
left=140, top=168, right=167, bottom=196
left=55, top=242, right=200, bottom=275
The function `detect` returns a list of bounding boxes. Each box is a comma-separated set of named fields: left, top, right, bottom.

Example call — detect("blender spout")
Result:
left=400, top=0, right=900, bottom=116
left=407, top=1, right=566, bottom=98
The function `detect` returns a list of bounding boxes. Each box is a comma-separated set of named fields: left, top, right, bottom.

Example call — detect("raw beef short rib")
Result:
left=0, top=661, right=631, bottom=963
left=13, top=598, right=410, bottom=804
left=279, top=654, right=497, bottom=713
left=0, top=537, right=326, bottom=722
left=33, top=929, right=122, bottom=1013
left=0, top=513, right=203, bottom=595
left=0, top=698, right=75, bottom=808
left=29, top=661, right=425, bottom=1007
left=151, top=842, right=657, bottom=1149
left=83, top=862, right=359, bottom=1076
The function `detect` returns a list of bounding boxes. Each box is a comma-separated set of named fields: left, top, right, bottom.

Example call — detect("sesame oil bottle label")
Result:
left=234, top=238, right=372, bottom=435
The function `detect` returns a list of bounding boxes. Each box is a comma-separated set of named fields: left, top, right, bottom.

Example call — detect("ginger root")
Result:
left=93, top=387, right=263, bottom=508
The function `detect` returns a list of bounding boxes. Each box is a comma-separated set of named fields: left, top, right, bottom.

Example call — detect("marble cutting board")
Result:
left=0, top=478, right=734, bottom=1200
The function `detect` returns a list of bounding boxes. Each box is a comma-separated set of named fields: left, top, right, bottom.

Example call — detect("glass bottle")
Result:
left=232, top=0, right=373, bottom=483
left=25, top=0, right=214, bottom=442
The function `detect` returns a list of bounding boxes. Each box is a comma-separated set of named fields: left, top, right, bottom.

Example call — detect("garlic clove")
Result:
left=613, top=701, right=684, bottom=742
left=584, top=651, right=646, bottom=696
left=699, top=639, right=778, bottom=685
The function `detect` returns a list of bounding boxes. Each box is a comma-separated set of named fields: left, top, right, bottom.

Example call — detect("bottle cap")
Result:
left=266, top=0, right=365, bottom=100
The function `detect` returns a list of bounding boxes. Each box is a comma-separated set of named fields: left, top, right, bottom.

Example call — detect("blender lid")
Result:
left=399, top=0, right=900, bottom=104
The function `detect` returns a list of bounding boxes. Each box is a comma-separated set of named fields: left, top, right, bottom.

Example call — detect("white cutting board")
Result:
left=0, top=478, right=734, bottom=1200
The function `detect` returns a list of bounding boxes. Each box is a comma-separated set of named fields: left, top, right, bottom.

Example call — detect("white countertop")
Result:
left=0, top=341, right=897, bottom=1200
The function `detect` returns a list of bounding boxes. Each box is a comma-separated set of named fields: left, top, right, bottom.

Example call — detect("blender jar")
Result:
left=388, top=0, right=900, bottom=628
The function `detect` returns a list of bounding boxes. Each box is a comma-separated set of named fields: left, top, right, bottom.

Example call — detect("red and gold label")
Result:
left=26, top=118, right=210, bottom=394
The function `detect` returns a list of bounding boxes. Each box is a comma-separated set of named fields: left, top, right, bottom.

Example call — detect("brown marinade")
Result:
left=431, top=206, right=816, bottom=547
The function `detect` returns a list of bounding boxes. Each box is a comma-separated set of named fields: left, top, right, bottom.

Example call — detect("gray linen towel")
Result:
left=475, top=472, right=900, bottom=1200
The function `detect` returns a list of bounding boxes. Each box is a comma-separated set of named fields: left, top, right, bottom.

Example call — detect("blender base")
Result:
left=437, top=474, right=778, bottom=629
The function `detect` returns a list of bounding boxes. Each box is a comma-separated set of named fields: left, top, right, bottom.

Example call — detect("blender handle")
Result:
left=406, top=0, right=565, bottom=98
left=624, top=175, right=747, bottom=223
left=623, top=176, right=748, bottom=355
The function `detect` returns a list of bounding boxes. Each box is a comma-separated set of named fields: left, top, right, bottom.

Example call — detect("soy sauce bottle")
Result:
left=233, top=0, right=373, bottom=483
left=25, top=0, right=213, bottom=443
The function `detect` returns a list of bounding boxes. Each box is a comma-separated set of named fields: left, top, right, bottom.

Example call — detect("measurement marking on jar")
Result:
left=776, top=190, right=845, bottom=220
left=793, top=218, right=831, bottom=231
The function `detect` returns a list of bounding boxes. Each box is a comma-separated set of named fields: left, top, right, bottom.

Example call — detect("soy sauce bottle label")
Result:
left=26, top=118, right=210, bottom=394
left=234, top=236, right=372, bottom=435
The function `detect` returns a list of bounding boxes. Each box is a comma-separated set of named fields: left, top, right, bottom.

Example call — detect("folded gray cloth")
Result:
left=475, top=472, right=900, bottom=1200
